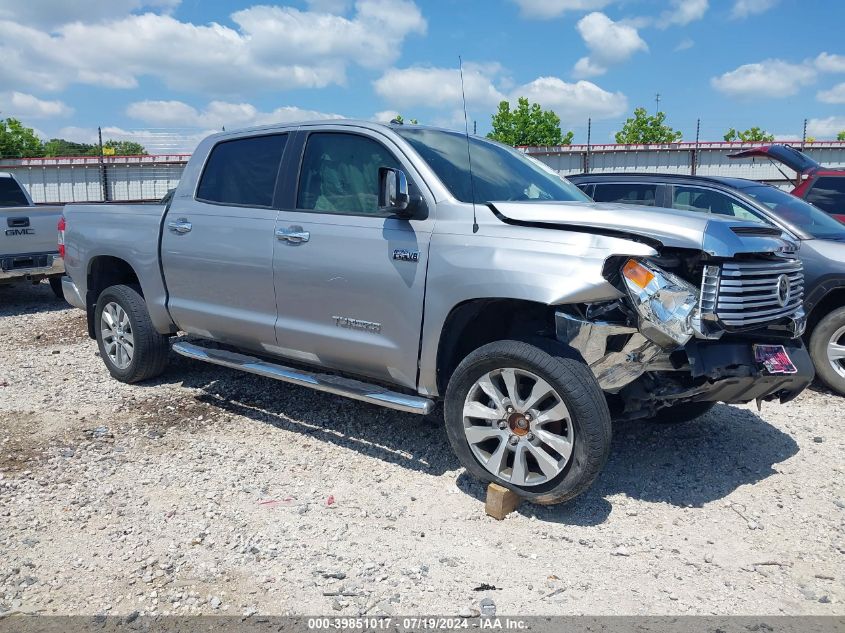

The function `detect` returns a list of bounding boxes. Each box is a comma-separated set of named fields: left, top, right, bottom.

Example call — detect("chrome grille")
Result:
left=714, top=259, right=803, bottom=327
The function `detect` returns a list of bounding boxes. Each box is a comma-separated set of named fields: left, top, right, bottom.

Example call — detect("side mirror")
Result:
left=378, top=167, right=413, bottom=217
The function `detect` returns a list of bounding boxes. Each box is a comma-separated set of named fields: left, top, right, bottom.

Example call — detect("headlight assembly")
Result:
left=620, top=258, right=699, bottom=349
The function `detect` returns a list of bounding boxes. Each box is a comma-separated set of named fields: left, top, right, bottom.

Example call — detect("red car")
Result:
left=728, top=144, right=845, bottom=223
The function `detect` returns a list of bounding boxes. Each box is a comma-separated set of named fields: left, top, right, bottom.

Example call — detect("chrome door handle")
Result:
left=167, top=218, right=192, bottom=234
left=275, top=226, right=310, bottom=243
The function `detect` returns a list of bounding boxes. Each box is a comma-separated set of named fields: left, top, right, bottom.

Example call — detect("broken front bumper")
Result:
left=555, top=311, right=814, bottom=404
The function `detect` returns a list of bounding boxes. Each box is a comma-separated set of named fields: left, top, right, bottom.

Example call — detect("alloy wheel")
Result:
left=100, top=301, right=135, bottom=370
left=828, top=325, right=845, bottom=380
left=462, top=367, right=574, bottom=487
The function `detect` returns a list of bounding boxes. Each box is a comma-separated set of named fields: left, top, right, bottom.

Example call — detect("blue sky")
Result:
left=0, top=0, right=843, bottom=152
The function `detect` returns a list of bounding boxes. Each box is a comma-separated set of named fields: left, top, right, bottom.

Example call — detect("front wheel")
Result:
left=94, top=284, right=169, bottom=383
left=444, top=340, right=612, bottom=505
left=809, top=306, right=845, bottom=396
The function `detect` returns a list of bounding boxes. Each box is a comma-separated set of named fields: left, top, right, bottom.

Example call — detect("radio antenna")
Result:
left=459, top=56, right=479, bottom=233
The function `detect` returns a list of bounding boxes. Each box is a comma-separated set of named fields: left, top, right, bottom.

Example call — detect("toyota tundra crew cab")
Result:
left=0, top=172, right=64, bottom=297
left=60, top=121, right=814, bottom=505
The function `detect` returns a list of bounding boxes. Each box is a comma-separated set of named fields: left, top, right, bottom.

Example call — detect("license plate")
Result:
left=753, top=344, right=797, bottom=374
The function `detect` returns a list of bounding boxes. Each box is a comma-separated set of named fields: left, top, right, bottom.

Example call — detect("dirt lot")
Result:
left=1, top=282, right=843, bottom=617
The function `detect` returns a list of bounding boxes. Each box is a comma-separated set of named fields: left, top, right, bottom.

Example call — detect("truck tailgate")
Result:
left=0, top=205, right=64, bottom=257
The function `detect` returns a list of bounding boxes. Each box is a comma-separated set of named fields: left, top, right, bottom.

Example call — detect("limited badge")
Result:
left=753, top=344, right=797, bottom=374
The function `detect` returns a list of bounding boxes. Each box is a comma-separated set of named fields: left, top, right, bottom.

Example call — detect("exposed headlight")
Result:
left=620, top=258, right=699, bottom=349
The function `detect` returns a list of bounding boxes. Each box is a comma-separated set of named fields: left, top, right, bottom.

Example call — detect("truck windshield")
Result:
left=396, top=128, right=589, bottom=204
left=743, top=185, right=845, bottom=241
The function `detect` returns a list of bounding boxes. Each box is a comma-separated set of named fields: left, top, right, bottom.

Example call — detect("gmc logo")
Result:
left=4, top=228, right=35, bottom=236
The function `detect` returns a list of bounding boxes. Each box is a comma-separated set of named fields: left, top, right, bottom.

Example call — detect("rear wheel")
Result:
left=648, top=401, right=715, bottom=424
left=94, top=284, right=169, bottom=383
left=48, top=276, right=66, bottom=301
left=809, top=307, right=845, bottom=396
left=444, top=340, right=611, bottom=505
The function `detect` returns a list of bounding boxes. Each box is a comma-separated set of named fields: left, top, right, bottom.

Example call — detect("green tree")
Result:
left=838, top=130, right=845, bottom=141
left=723, top=127, right=775, bottom=142
left=392, top=114, right=419, bottom=125
left=614, top=107, right=682, bottom=144
left=0, top=118, right=44, bottom=158
left=487, top=97, right=571, bottom=146
left=85, top=140, right=147, bottom=156
left=44, top=138, right=96, bottom=157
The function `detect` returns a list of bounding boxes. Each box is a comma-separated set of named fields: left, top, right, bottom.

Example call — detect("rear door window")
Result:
left=196, top=134, right=288, bottom=207
left=671, top=186, right=766, bottom=223
left=592, top=183, right=658, bottom=206
left=805, top=176, right=845, bottom=214
left=0, top=177, right=29, bottom=206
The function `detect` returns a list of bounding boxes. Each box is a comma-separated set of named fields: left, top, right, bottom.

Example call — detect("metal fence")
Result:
left=0, top=154, right=187, bottom=204
left=524, top=141, right=845, bottom=188
left=3, top=141, right=845, bottom=204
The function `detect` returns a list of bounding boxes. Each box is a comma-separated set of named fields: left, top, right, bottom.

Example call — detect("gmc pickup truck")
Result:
left=61, top=121, right=814, bottom=505
left=0, top=172, right=64, bottom=297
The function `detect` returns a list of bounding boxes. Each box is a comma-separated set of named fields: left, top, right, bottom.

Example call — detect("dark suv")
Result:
left=569, top=172, right=845, bottom=396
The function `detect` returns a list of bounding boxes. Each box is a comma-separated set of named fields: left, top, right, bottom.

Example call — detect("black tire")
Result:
left=94, top=284, right=169, bottom=383
left=809, top=306, right=845, bottom=396
left=48, top=276, right=66, bottom=301
left=444, top=340, right=612, bottom=505
left=648, top=401, right=715, bottom=424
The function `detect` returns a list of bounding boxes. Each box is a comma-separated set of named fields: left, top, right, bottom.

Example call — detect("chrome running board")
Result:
left=172, top=342, right=434, bottom=415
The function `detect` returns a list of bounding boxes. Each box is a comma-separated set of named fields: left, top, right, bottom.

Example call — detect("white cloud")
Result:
left=711, top=59, right=816, bottom=98
left=373, top=64, right=627, bottom=127
left=815, top=52, right=845, bottom=74
left=674, top=38, right=694, bottom=51
left=511, top=0, right=615, bottom=19
left=516, top=77, right=627, bottom=123
left=372, top=110, right=400, bottom=123
left=373, top=63, right=507, bottom=110
left=0, top=91, right=73, bottom=118
left=305, top=0, right=352, bottom=13
left=817, top=83, right=845, bottom=105
left=127, top=100, right=344, bottom=128
left=0, top=0, right=180, bottom=29
left=806, top=116, right=845, bottom=139
left=573, top=12, right=647, bottom=78
left=730, top=0, right=778, bottom=19
left=0, top=1, right=426, bottom=94
left=658, top=0, right=708, bottom=28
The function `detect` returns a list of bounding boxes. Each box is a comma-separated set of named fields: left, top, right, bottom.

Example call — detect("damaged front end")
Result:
left=556, top=247, right=813, bottom=420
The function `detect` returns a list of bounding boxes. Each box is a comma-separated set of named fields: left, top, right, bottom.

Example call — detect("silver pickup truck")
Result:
left=0, top=172, right=64, bottom=297
left=61, top=121, right=814, bottom=505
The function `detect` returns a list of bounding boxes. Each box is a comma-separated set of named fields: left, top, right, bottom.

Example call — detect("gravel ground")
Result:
left=1, top=281, right=843, bottom=617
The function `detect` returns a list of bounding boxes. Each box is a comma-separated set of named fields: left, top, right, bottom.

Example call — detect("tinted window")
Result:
left=196, top=134, right=287, bottom=207
left=672, top=186, right=766, bottom=223
left=593, top=183, right=658, bottom=206
left=806, top=176, right=845, bottom=215
left=297, top=133, right=401, bottom=215
left=0, top=177, right=29, bottom=206
left=745, top=185, right=845, bottom=240
left=396, top=129, right=588, bottom=204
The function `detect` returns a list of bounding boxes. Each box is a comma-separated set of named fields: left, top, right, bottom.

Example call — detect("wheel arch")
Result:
left=433, top=298, right=581, bottom=397
left=805, top=282, right=845, bottom=336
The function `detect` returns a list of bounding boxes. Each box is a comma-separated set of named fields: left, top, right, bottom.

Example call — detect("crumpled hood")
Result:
left=489, top=201, right=796, bottom=258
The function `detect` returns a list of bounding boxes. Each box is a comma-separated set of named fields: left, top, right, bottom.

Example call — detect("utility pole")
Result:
left=585, top=117, right=592, bottom=173
left=97, top=126, right=109, bottom=203
left=655, top=93, right=661, bottom=114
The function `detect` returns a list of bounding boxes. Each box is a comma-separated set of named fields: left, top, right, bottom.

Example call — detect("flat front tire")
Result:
left=444, top=340, right=612, bottom=505
left=809, top=306, right=845, bottom=396
left=94, top=284, right=169, bottom=383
